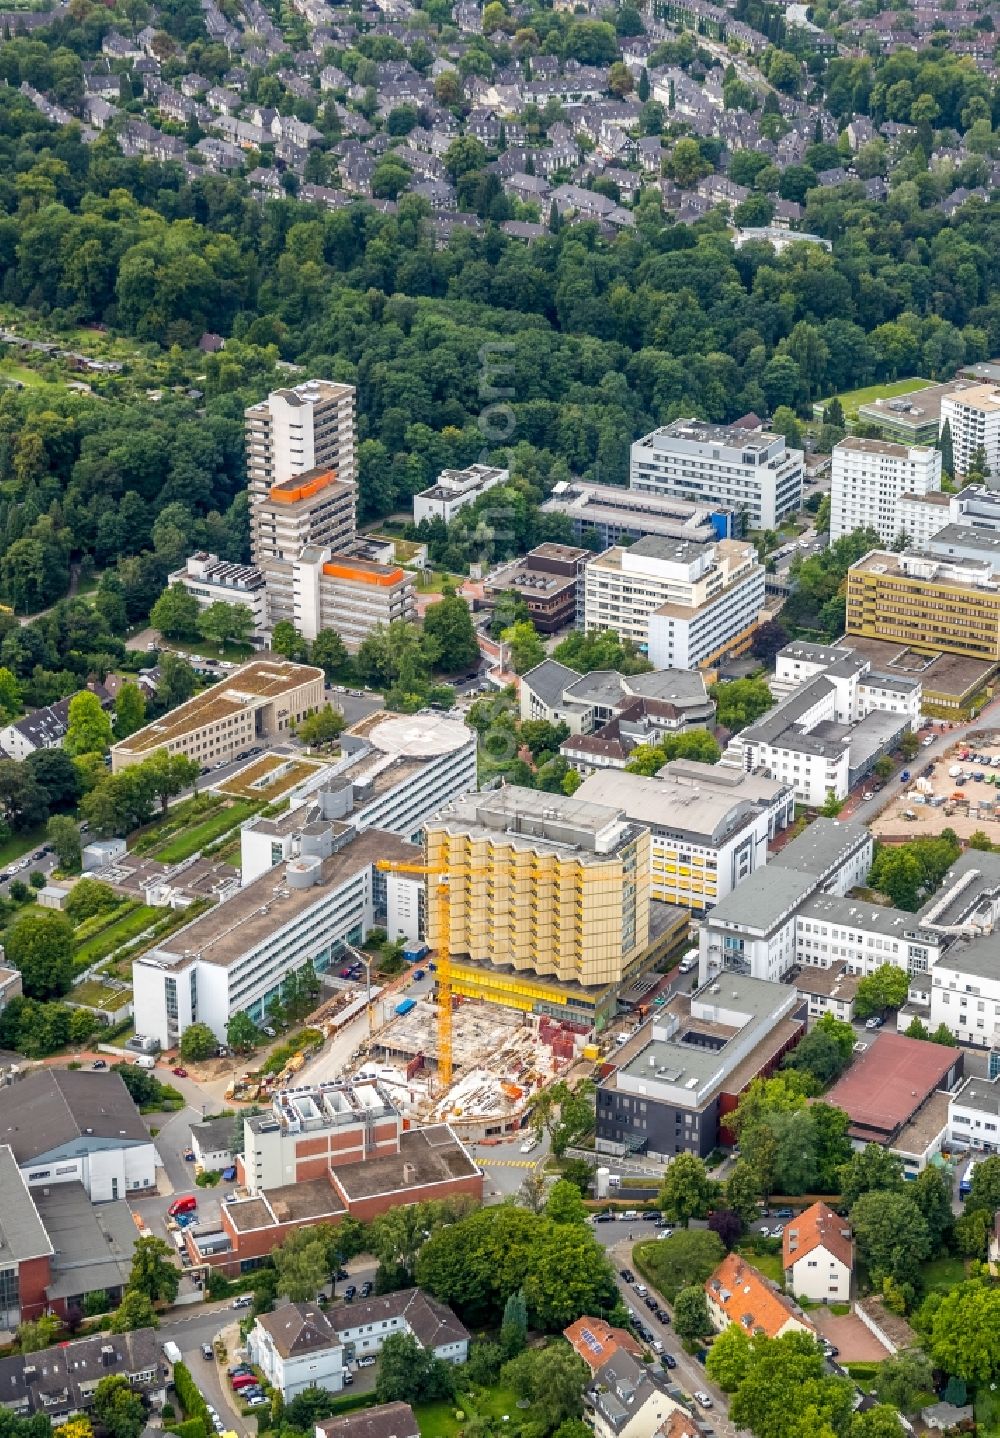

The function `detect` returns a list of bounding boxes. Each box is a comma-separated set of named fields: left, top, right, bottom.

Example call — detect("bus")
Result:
left=960, top=1159, right=977, bottom=1199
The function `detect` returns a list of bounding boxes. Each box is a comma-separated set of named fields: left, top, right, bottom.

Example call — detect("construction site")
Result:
left=873, top=729, right=1000, bottom=841
left=358, top=995, right=595, bottom=1140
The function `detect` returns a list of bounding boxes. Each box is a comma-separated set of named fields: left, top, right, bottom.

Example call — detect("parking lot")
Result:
left=872, top=730, right=1000, bottom=841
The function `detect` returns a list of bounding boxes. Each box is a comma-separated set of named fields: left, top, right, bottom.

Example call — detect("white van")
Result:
left=134, top=1055, right=156, bottom=1070
left=677, top=948, right=699, bottom=975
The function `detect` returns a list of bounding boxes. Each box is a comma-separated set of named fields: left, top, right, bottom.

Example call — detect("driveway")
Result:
left=810, top=1310, right=889, bottom=1362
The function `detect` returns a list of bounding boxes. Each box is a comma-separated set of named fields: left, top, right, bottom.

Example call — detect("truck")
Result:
left=134, top=1055, right=156, bottom=1070
left=395, top=998, right=416, bottom=1017
left=949, top=764, right=963, bottom=779
left=163, top=1341, right=183, bottom=1365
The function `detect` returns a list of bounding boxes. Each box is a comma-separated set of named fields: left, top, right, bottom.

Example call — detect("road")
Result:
left=600, top=1228, right=743, bottom=1437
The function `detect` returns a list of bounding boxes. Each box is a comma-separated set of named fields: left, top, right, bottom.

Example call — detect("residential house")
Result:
left=586, top=1349, right=686, bottom=1438
left=328, top=1289, right=469, bottom=1362
left=705, top=1253, right=815, bottom=1339
left=0, top=1329, right=166, bottom=1420
left=249, top=1304, right=345, bottom=1398
left=316, top=1405, right=420, bottom=1438
left=0, top=681, right=110, bottom=761
left=782, top=1201, right=854, bottom=1303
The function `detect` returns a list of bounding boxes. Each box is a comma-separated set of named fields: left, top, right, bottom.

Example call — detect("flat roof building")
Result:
left=0, top=1145, right=52, bottom=1332
left=253, top=466, right=358, bottom=628
left=856, top=378, right=967, bottom=445
left=584, top=536, right=765, bottom=671
left=245, top=380, right=356, bottom=515
left=412, top=463, right=508, bottom=526
left=111, top=658, right=325, bottom=772
left=167, top=552, right=268, bottom=641
left=630, top=419, right=803, bottom=531
left=830, top=436, right=941, bottom=547
left=575, top=767, right=774, bottom=913
left=292, top=548, right=416, bottom=649
left=425, top=785, right=651, bottom=1016
left=596, top=974, right=806, bottom=1159
left=941, top=382, right=1000, bottom=479
left=540, top=479, right=732, bottom=548
left=825, top=1031, right=963, bottom=1146
left=483, top=544, right=589, bottom=633
left=846, top=549, right=1000, bottom=662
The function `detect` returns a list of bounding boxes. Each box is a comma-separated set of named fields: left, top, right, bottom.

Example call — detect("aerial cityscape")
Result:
left=1, top=0, right=1000, bottom=1434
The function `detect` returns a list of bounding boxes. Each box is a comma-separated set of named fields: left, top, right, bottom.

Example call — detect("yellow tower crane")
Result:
left=376, top=858, right=456, bottom=1088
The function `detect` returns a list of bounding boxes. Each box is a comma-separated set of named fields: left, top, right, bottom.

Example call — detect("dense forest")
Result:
left=1, top=9, right=1000, bottom=618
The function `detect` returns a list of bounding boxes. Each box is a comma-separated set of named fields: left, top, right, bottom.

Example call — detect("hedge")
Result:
left=174, top=1362, right=212, bottom=1430
left=170, top=1419, right=208, bottom=1438
left=322, top=1394, right=378, bottom=1416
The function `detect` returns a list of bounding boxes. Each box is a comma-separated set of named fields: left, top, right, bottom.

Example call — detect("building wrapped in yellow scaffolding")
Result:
left=423, top=786, right=683, bottom=1028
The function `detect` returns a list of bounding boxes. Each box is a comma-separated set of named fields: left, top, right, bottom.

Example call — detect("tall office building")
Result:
left=846, top=549, right=1000, bottom=660
left=630, top=420, right=803, bottom=531
left=830, top=437, right=941, bottom=546
left=424, top=786, right=651, bottom=1022
left=245, top=380, right=356, bottom=507
left=941, top=383, right=1000, bottom=479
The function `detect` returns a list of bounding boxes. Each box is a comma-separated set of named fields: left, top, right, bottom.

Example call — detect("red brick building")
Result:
left=0, top=1144, right=53, bottom=1327
left=187, top=1083, right=482, bottom=1276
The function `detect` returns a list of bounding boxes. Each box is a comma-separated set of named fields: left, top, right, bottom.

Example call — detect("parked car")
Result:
left=656, top=1309, right=670, bottom=1324
left=232, top=1294, right=253, bottom=1309
left=344, top=1285, right=357, bottom=1301
left=92, top=1059, right=107, bottom=1069
left=641, top=1211, right=660, bottom=1222
left=357, top=1356, right=377, bottom=1369
left=775, top=1207, right=794, bottom=1219
left=360, top=1281, right=373, bottom=1298
left=619, top=1268, right=635, bottom=1283
left=660, top=1354, right=677, bottom=1370
left=865, top=1015, right=884, bottom=1030
left=694, top=1393, right=713, bottom=1410
left=172, top=1066, right=188, bottom=1077
left=202, top=1344, right=214, bottom=1360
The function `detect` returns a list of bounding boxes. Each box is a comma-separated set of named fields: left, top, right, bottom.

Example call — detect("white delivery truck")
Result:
left=163, top=1341, right=183, bottom=1365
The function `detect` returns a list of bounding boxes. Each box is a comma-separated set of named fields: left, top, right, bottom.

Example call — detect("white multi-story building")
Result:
left=239, top=713, right=478, bottom=882
left=412, top=464, right=508, bottom=525
left=830, top=437, right=941, bottom=546
left=167, top=553, right=268, bottom=639
left=245, top=380, right=356, bottom=512
left=132, top=827, right=420, bottom=1047
left=771, top=641, right=922, bottom=731
left=782, top=1202, right=854, bottom=1305
left=948, top=1073, right=1000, bottom=1152
left=698, top=819, right=873, bottom=984
left=292, top=549, right=416, bottom=648
left=931, top=939, right=1000, bottom=1048
left=583, top=537, right=765, bottom=670
left=896, top=490, right=953, bottom=550
left=630, top=419, right=803, bottom=530
left=249, top=1305, right=345, bottom=1399
left=576, top=767, right=781, bottom=913
left=941, top=382, right=1000, bottom=478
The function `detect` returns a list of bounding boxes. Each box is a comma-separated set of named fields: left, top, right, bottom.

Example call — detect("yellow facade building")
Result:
left=846, top=550, right=1000, bottom=661
left=423, top=786, right=653, bottom=1023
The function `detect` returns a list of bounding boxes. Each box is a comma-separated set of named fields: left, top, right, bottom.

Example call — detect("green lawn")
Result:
left=74, top=905, right=160, bottom=968
left=0, top=359, right=57, bottom=387
left=154, top=799, right=259, bottom=863
left=162, top=637, right=255, bottom=663
left=0, top=825, right=49, bottom=867
left=735, top=1243, right=785, bottom=1284
left=813, top=377, right=931, bottom=419
left=71, top=978, right=132, bottom=1009
left=415, top=1388, right=520, bottom=1438
left=921, top=1255, right=967, bottom=1293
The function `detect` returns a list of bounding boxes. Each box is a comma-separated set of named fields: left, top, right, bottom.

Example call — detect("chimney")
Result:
left=402, top=1162, right=416, bottom=1184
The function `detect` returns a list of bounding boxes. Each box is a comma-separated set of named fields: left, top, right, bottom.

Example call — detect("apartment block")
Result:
left=630, top=419, right=803, bottom=530
left=575, top=767, right=777, bottom=913
left=293, top=550, right=416, bottom=648
left=540, top=479, right=732, bottom=548
left=111, top=659, right=325, bottom=772
left=584, top=537, right=765, bottom=670
left=424, top=786, right=651, bottom=1013
left=596, top=974, right=806, bottom=1159
left=846, top=550, right=1000, bottom=661
left=830, top=437, right=941, bottom=546
left=167, top=552, right=267, bottom=638
left=412, top=463, right=508, bottom=525
left=245, top=380, right=356, bottom=513
left=483, top=543, right=589, bottom=633
left=253, top=466, right=357, bottom=627
left=941, top=382, right=1000, bottom=478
